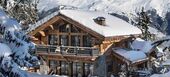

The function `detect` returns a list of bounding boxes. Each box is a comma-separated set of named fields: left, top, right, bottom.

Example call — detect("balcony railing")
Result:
left=35, top=45, right=100, bottom=56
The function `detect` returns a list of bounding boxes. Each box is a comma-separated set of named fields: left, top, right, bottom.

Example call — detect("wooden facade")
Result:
left=28, top=12, right=141, bottom=76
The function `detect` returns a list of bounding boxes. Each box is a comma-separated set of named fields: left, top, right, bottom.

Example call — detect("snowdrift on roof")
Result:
left=60, top=10, right=141, bottom=37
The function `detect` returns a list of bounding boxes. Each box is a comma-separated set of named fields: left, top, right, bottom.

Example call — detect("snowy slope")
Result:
left=38, top=0, right=170, bottom=18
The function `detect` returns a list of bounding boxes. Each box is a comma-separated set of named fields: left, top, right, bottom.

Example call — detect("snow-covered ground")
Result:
left=151, top=69, right=170, bottom=77
left=27, top=72, right=68, bottom=77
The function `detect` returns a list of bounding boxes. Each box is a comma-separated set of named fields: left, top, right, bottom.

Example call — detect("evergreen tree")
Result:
left=0, top=9, right=38, bottom=77
left=137, top=7, right=152, bottom=41
left=0, top=0, right=39, bottom=26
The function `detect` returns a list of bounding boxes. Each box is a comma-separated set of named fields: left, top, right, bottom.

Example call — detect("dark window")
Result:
left=60, top=35, right=68, bottom=46
left=59, top=24, right=69, bottom=32
left=83, top=35, right=92, bottom=47
left=61, top=61, right=68, bottom=75
left=71, top=35, right=80, bottom=46
left=48, top=35, right=58, bottom=45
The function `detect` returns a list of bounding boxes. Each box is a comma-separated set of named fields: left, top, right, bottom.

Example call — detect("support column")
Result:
left=57, top=61, right=61, bottom=75
left=68, top=62, right=73, bottom=77
left=100, top=44, right=104, bottom=53
left=80, top=62, right=85, bottom=77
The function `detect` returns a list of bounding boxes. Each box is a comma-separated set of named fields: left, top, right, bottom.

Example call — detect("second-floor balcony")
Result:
left=35, top=45, right=100, bottom=56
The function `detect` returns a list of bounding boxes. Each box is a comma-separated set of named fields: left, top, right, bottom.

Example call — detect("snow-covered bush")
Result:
left=0, top=8, right=38, bottom=77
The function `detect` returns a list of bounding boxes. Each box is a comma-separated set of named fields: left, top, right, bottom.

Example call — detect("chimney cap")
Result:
left=94, top=16, right=106, bottom=26
left=96, top=17, right=105, bottom=21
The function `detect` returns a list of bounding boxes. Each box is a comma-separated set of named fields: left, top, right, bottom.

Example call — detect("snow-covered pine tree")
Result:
left=0, top=8, right=38, bottom=77
left=137, top=7, right=152, bottom=41
left=0, top=0, right=39, bottom=27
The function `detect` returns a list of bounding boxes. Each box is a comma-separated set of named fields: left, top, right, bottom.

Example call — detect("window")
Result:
left=83, top=35, right=92, bottom=47
left=71, top=36, right=80, bottom=46
left=59, top=24, right=70, bottom=32
left=61, top=61, right=68, bottom=75
left=48, top=35, right=58, bottom=45
left=60, top=35, right=68, bottom=46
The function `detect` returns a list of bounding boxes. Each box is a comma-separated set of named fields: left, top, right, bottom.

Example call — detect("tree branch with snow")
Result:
left=0, top=8, right=38, bottom=77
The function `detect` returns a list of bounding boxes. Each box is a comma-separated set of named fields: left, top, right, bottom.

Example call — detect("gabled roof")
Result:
left=112, top=48, right=148, bottom=65
left=60, top=10, right=141, bottom=37
left=28, top=9, right=142, bottom=37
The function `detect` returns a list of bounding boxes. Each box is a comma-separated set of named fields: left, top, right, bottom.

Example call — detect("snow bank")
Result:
left=27, top=72, right=56, bottom=77
left=150, top=70, right=170, bottom=77
left=163, top=59, right=170, bottom=66
left=27, top=72, right=68, bottom=77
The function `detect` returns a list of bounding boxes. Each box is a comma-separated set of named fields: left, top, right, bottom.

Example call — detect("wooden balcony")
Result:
left=35, top=45, right=99, bottom=56
left=35, top=45, right=100, bottom=62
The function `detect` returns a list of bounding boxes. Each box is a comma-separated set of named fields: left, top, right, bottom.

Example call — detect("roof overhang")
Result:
left=112, top=48, right=149, bottom=66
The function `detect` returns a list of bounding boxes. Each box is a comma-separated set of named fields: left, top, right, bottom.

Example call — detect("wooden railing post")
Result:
left=48, top=45, right=50, bottom=53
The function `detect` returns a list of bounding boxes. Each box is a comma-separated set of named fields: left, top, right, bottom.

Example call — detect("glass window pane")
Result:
left=48, top=35, right=58, bottom=45
left=71, top=35, right=80, bottom=46
left=60, top=35, right=68, bottom=46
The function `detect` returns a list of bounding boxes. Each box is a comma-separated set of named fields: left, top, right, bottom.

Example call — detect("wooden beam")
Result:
left=48, top=31, right=88, bottom=35
left=49, top=25, right=54, bottom=30
left=39, top=31, right=46, bottom=36
left=37, top=53, right=97, bottom=63
left=80, top=34, right=83, bottom=47
left=30, top=36, right=39, bottom=40
left=68, top=24, right=71, bottom=46
left=58, top=15, right=105, bottom=40
left=29, top=16, right=60, bottom=35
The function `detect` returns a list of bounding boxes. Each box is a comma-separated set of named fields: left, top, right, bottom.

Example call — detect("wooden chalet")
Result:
left=98, top=37, right=161, bottom=77
left=28, top=9, right=142, bottom=77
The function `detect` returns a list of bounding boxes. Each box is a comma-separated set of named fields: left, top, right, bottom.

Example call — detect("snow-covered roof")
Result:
left=113, top=48, right=147, bottom=63
left=131, top=38, right=153, bottom=53
left=28, top=11, right=59, bottom=32
left=28, top=9, right=141, bottom=37
left=60, top=10, right=141, bottom=37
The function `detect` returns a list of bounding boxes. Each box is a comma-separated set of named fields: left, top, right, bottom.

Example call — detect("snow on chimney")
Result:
left=94, top=17, right=106, bottom=26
